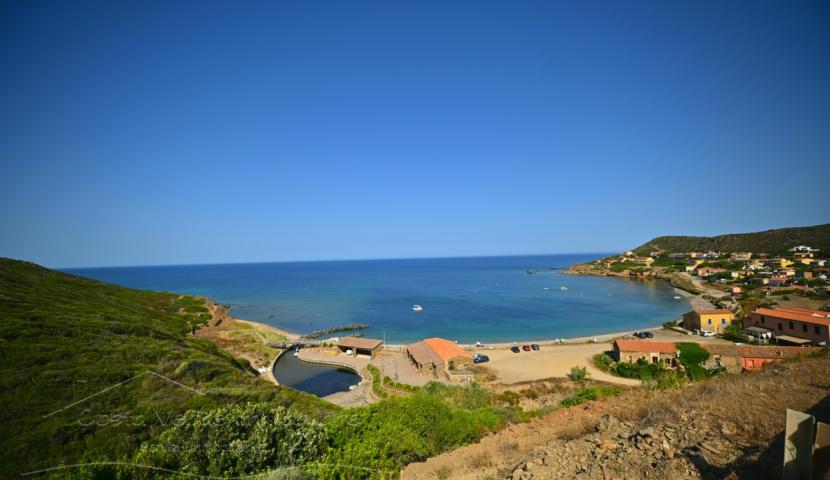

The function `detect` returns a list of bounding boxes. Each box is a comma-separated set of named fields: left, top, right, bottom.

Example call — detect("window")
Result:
left=816, top=326, right=822, bottom=335
left=722, top=319, right=726, bottom=325
left=708, top=319, right=712, bottom=325
left=803, top=324, right=808, bottom=333
left=778, top=322, right=783, bottom=330
left=789, top=321, right=794, bottom=329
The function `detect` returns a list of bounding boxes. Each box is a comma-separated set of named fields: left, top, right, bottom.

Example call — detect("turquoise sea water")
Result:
left=66, top=254, right=691, bottom=344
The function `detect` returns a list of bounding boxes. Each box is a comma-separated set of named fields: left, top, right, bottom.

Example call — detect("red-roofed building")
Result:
left=743, top=308, right=830, bottom=346
left=612, top=339, right=678, bottom=366
left=406, top=338, right=472, bottom=373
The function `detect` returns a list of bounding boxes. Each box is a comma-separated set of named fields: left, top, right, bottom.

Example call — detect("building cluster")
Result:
left=612, top=338, right=819, bottom=373
left=607, top=245, right=829, bottom=297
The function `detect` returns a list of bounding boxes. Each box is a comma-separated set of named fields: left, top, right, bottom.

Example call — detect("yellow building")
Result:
left=631, top=256, right=655, bottom=266
left=683, top=309, right=736, bottom=333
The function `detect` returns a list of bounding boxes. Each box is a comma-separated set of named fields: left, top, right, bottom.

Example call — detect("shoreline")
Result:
left=213, top=264, right=697, bottom=351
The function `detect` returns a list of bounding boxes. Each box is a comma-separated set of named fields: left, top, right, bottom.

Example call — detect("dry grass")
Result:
left=403, top=351, right=830, bottom=480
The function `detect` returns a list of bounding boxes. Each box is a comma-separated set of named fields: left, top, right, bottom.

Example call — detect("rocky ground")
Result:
left=402, top=354, right=830, bottom=480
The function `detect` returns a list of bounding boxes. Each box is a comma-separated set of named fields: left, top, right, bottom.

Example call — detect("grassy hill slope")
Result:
left=0, top=258, right=337, bottom=477
left=632, top=223, right=830, bottom=255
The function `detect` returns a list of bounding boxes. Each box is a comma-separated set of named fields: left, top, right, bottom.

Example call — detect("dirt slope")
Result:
left=402, top=353, right=830, bottom=480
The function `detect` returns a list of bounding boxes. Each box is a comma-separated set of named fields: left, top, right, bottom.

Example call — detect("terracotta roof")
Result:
left=703, top=343, right=818, bottom=358
left=614, top=339, right=677, bottom=354
left=406, top=338, right=470, bottom=366
left=753, top=308, right=830, bottom=327
left=336, top=337, right=383, bottom=350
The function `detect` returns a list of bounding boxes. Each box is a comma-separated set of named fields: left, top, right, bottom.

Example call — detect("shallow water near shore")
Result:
left=66, top=254, right=692, bottom=344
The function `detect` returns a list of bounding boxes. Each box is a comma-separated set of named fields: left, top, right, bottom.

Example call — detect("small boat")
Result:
left=412, top=304, right=423, bottom=312
left=543, top=287, right=550, bottom=290
left=674, top=296, right=681, bottom=300
left=560, top=286, right=568, bottom=291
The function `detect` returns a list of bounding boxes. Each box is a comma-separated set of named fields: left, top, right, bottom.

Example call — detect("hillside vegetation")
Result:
left=0, top=258, right=547, bottom=479
left=632, top=223, right=830, bottom=255
left=0, top=258, right=337, bottom=477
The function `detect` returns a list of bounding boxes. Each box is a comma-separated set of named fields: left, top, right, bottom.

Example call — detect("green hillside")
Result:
left=0, top=258, right=337, bottom=477
left=632, top=223, right=830, bottom=255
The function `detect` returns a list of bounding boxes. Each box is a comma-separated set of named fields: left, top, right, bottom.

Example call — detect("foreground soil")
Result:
left=402, top=353, right=830, bottom=480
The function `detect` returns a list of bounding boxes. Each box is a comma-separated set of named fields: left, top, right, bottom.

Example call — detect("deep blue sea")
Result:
left=66, top=254, right=691, bottom=344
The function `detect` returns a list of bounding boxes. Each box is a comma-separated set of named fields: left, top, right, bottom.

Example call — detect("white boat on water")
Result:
left=560, top=286, right=568, bottom=291
left=412, top=304, right=423, bottom=312
left=674, top=296, right=681, bottom=300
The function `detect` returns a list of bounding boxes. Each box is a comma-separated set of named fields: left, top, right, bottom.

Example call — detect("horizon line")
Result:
left=57, top=251, right=615, bottom=271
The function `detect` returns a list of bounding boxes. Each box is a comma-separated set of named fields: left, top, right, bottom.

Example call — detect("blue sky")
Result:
left=1, top=1, right=829, bottom=268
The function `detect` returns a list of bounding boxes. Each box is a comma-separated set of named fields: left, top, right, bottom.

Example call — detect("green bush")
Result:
left=366, top=364, right=388, bottom=399
left=134, top=403, right=326, bottom=477
left=721, top=324, right=749, bottom=343
left=593, top=353, right=614, bottom=371
left=611, top=358, right=664, bottom=380
left=569, top=366, right=589, bottom=382
left=560, top=387, right=619, bottom=407
left=677, top=342, right=709, bottom=368
left=318, top=394, right=503, bottom=478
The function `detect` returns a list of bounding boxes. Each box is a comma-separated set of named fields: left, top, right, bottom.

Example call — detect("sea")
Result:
left=66, top=254, right=691, bottom=344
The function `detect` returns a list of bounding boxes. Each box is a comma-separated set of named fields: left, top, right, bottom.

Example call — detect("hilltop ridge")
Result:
left=631, top=223, right=830, bottom=256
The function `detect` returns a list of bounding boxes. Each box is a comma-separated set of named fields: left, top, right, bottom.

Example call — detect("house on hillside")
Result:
left=683, top=309, right=736, bottom=333
left=702, top=344, right=819, bottom=372
left=730, top=252, right=753, bottom=261
left=406, top=338, right=472, bottom=374
left=743, top=308, right=830, bottom=346
left=790, top=245, right=817, bottom=253
left=769, top=258, right=794, bottom=268
left=697, top=267, right=727, bottom=278
left=631, top=256, right=655, bottom=266
left=611, top=339, right=677, bottom=365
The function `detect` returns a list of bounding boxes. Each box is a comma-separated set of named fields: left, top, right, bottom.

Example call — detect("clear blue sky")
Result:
left=1, top=1, right=829, bottom=268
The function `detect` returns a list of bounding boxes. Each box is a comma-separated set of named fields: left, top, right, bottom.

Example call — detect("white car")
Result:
left=701, top=331, right=716, bottom=337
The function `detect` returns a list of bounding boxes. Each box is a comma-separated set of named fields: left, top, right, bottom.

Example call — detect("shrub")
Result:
left=366, top=364, right=388, bottom=399
left=495, top=390, right=521, bottom=406
left=319, top=394, right=502, bottom=478
left=722, top=324, right=749, bottom=343
left=569, top=366, right=589, bottom=382
left=560, top=387, right=619, bottom=407
left=611, top=358, right=664, bottom=380
left=134, top=403, right=326, bottom=477
left=593, top=353, right=614, bottom=371
left=663, top=320, right=678, bottom=329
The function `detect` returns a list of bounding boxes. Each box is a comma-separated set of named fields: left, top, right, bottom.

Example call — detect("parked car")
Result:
left=473, top=354, right=490, bottom=363
left=701, top=331, right=716, bottom=337
left=511, top=346, right=521, bottom=353
left=531, top=344, right=540, bottom=351
left=522, top=345, right=531, bottom=351
left=642, top=331, right=654, bottom=338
